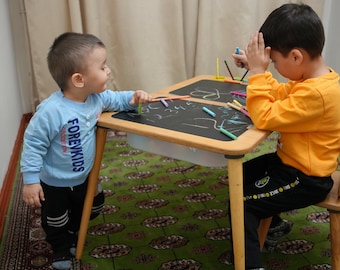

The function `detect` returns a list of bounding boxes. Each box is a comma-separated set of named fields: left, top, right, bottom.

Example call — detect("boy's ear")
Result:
left=291, top=49, right=303, bottom=65
left=71, top=73, right=84, bottom=87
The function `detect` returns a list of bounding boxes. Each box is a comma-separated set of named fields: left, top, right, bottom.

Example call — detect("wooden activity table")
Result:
left=76, top=75, right=270, bottom=269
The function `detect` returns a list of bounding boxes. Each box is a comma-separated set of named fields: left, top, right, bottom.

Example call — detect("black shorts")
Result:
left=243, top=152, right=333, bottom=219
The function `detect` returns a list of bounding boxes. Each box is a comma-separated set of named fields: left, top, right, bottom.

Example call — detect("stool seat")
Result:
left=258, top=171, right=340, bottom=268
left=316, top=171, right=340, bottom=210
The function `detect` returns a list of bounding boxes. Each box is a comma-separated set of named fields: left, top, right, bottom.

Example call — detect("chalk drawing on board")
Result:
left=113, top=99, right=252, bottom=141
left=190, top=87, right=221, bottom=100
left=170, top=79, right=247, bottom=102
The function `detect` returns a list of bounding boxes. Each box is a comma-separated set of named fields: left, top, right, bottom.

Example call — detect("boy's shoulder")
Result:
left=35, top=90, right=67, bottom=116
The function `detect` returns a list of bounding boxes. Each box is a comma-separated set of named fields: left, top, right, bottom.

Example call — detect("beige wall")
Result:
left=323, top=0, right=340, bottom=73
left=0, top=0, right=23, bottom=188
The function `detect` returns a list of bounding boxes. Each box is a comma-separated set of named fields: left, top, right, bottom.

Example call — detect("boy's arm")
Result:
left=100, top=90, right=152, bottom=112
left=21, top=108, right=56, bottom=206
left=246, top=77, right=323, bottom=131
left=21, top=128, right=49, bottom=184
left=21, top=132, right=47, bottom=207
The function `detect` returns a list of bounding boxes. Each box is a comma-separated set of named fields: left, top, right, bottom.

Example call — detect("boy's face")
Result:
left=82, top=46, right=111, bottom=94
left=270, top=49, right=302, bottom=81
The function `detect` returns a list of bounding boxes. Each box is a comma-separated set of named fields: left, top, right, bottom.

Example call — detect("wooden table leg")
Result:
left=330, top=211, right=340, bottom=268
left=227, top=157, right=245, bottom=270
left=76, top=127, right=108, bottom=260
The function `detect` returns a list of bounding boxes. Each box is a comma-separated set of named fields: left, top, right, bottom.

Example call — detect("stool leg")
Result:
left=329, top=211, right=340, bottom=267
left=258, top=217, right=272, bottom=251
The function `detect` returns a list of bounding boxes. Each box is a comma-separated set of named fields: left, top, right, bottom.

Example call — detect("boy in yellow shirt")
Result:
left=232, top=3, right=340, bottom=269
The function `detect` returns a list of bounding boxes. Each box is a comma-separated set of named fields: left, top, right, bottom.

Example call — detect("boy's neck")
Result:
left=62, top=88, right=88, bottom=103
left=301, top=56, right=329, bottom=80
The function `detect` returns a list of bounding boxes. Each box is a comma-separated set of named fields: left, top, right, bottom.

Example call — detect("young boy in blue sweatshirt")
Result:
left=20, top=32, right=152, bottom=270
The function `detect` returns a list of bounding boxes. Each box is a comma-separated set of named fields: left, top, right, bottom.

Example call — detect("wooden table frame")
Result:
left=75, top=75, right=270, bottom=269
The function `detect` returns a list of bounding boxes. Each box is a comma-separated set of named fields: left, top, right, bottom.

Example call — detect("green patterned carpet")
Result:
left=0, top=131, right=333, bottom=269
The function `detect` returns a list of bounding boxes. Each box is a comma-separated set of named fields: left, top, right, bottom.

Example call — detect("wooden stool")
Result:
left=258, top=171, right=340, bottom=268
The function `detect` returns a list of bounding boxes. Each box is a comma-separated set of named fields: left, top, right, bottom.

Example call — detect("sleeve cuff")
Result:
left=22, top=172, right=40, bottom=185
left=248, top=72, right=271, bottom=85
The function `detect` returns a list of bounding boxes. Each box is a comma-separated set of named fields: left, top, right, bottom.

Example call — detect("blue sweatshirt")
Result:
left=21, top=89, right=136, bottom=187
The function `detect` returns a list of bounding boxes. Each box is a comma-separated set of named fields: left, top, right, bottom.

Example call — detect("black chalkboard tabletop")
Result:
left=112, top=79, right=251, bottom=141
left=99, top=75, right=270, bottom=156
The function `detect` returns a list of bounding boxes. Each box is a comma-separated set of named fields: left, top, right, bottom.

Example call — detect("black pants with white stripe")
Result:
left=40, top=180, right=104, bottom=258
left=236, top=152, right=333, bottom=269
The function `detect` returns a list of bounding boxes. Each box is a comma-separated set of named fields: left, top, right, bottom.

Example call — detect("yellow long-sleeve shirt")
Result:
left=246, top=69, right=340, bottom=176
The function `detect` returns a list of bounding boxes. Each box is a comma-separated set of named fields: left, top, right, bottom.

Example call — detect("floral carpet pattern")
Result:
left=0, top=131, right=333, bottom=269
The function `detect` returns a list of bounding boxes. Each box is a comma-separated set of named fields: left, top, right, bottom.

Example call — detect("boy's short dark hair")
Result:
left=259, top=3, right=325, bottom=59
left=47, top=32, right=105, bottom=90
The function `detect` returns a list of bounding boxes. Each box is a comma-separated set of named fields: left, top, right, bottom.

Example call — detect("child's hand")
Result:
left=245, top=32, right=271, bottom=75
left=23, top=183, right=45, bottom=207
left=232, top=49, right=249, bottom=69
left=129, top=90, right=153, bottom=105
